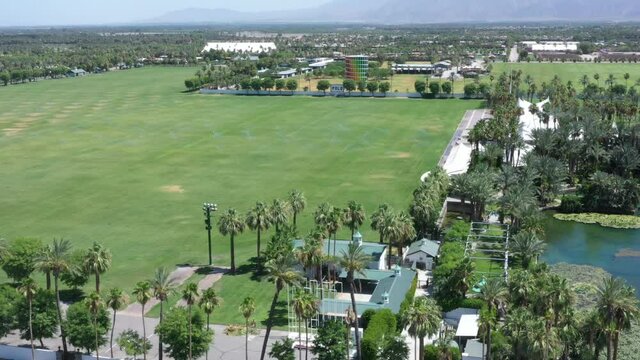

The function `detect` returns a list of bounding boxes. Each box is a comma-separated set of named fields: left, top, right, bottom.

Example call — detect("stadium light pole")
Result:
left=203, top=202, right=218, bottom=266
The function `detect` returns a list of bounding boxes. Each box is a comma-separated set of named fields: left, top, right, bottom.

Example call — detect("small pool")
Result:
left=541, top=213, right=640, bottom=295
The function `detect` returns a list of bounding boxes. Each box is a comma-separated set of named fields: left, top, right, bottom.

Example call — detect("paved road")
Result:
left=2, top=312, right=289, bottom=360
left=508, top=44, right=519, bottom=63
left=438, top=108, right=491, bottom=168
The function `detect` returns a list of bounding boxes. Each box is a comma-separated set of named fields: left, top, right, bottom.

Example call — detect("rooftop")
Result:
left=406, top=238, right=440, bottom=258
left=292, top=239, right=386, bottom=261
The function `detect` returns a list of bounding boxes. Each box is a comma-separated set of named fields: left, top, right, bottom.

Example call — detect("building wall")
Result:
left=345, top=56, right=368, bottom=81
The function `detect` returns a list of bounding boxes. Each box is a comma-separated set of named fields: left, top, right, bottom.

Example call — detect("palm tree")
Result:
left=596, top=277, right=639, bottom=360
left=370, top=204, right=392, bottom=244
left=340, top=243, right=369, bottom=360
left=37, top=246, right=53, bottom=290
left=199, top=287, right=221, bottom=360
left=37, top=238, right=71, bottom=355
left=313, top=202, right=333, bottom=235
left=18, top=278, right=38, bottom=360
left=503, top=307, right=531, bottom=360
left=301, top=294, right=318, bottom=360
left=288, top=190, right=306, bottom=229
left=85, top=291, right=104, bottom=360
left=218, top=208, right=245, bottom=274
left=605, top=74, right=616, bottom=89
left=106, top=288, right=128, bottom=358
left=404, top=296, right=441, bottom=360
left=510, top=231, right=546, bottom=268
left=342, top=200, right=366, bottom=240
left=580, top=74, right=590, bottom=90
left=239, top=297, right=256, bottom=360
left=246, top=201, right=272, bottom=258
left=623, top=73, right=630, bottom=88
left=594, top=73, right=600, bottom=86
left=259, top=251, right=302, bottom=360
left=269, top=199, right=290, bottom=233
left=326, top=208, right=342, bottom=257
left=83, top=242, right=112, bottom=293
left=385, top=212, right=415, bottom=269
left=132, top=281, right=152, bottom=360
left=150, top=267, right=176, bottom=360
left=182, top=283, right=200, bottom=360
left=478, top=307, right=497, bottom=360
left=292, top=288, right=307, bottom=360
left=480, top=277, right=508, bottom=360
left=526, top=317, right=561, bottom=360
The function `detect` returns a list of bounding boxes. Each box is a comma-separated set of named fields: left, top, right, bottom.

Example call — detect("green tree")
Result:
left=442, top=81, right=453, bottom=95
left=286, top=79, right=298, bottom=92
left=246, top=201, right=272, bottom=258
left=317, top=80, right=331, bottom=94
left=428, top=82, right=440, bottom=96
left=150, top=267, right=176, bottom=360
left=343, top=79, right=356, bottom=94
left=340, top=243, right=369, bottom=360
left=404, top=297, right=441, bottom=360
left=199, top=287, right=220, bottom=360
left=269, top=199, right=291, bottom=233
left=182, top=283, right=200, bottom=360
left=117, top=329, right=151, bottom=360
left=259, top=239, right=302, bottom=360
left=2, top=237, right=43, bottom=282
left=155, top=307, right=213, bottom=360
left=0, top=71, right=9, bottom=86
left=61, top=250, right=90, bottom=290
left=312, top=320, right=348, bottom=360
left=250, top=78, right=262, bottom=91
left=342, top=200, right=366, bottom=240
left=275, top=79, right=286, bottom=91
left=36, top=238, right=71, bottom=354
left=132, top=281, right=152, bottom=360
left=357, top=80, right=367, bottom=94
left=18, top=278, right=38, bottom=360
left=85, top=292, right=105, bottom=360
left=262, top=78, right=275, bottom=92
left=66, top=301, right=110, bottom=354
left=379, top=336, right=409, bottom=360
left=596, top=277, right=639, bottom=360
left=218, top=208, right=246, bottom=274
left=510, top=231, right=545, bottom=268
left=370, top=204, right=394, bottom=245
left=106, top=288, right=128, bottom=358
left=379, top=82, right=391, bottom=95
left=288, top=189, right=307, bottom=229
left=414, top=80, right=426, bottom=94
left=83, top=242, right=111, bottom=293
left=239, top=297, right=256, bottom=360
left=270, top=338, right=295, bottom=360
left=0, top=285, right=18, bottom=338
left=15, top=288, right=58, bottom=348
left=292, top=289, right=318, bottom=360
left=367, top=81, right=379, bottom=95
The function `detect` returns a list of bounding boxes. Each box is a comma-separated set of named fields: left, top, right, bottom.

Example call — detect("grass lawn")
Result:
left=491, top=62, right=640, bottom=88
left=0, top=66, right=482, bottom=324
left=297, top=74, right=468, bottom=93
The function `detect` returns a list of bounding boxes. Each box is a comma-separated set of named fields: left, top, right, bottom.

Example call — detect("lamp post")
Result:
left=203, top=202, right=218, bottom=266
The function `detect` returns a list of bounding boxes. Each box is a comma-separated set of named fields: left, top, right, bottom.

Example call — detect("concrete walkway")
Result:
left=176, top=267, right=227, bottom=307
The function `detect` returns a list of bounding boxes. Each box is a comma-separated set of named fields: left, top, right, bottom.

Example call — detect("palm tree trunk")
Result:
left=230, top=234, right=236, bottom=274
left=613, top=332, right=620, bottom=360
left=607, top=335, right=613, bottom=360
left=294, top=213, right=297, bottom=228
left=95, top=271, right=100, bottom=293
left=188, top=305, right=193, bottom=360
left=349, top=279, right=362, bottom=360
left=54, top=275, right=69, bottom=355
left=298, top=316, right=302, bottom=360
left=388, top=238, right=393, bottom=269
left=413, top=336, right=417, bottom=360
left=29, top=297, right=35, bottom=360
left=245, top=319, right=249, bottom=360
left=257, top=227, right=261, bottom=258
left=379, top=232, right=383, bottom=244
left=158, top=301, right=164, bottom=360
left=142, top=304, right=147, bottom=360
left=260, top=286, right=282, bottom=360
left=206, top=313, right=210, bottom=360
left=95, top=316, right=99, bottom=360
left=418, top=336, right=424, bottom=360
left=487, top=324, right=492, bottom=360
left=110, top=309, right=117, bottom=358
left=46, top=271, right=51, bottom=290
left=305, top=321, right=309, bottom=360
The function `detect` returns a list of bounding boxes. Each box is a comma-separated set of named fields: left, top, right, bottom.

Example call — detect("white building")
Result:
left=521, top=41, right=579, bottom=52
left=202, top=42, right=277, bottom=53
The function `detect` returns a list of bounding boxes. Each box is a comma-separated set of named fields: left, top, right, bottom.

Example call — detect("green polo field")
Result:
left=0, top=66, right=481, bottom=319
left=491, top=62, right=640, bottom=87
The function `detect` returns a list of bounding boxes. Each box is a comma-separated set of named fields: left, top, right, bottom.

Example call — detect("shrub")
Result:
left=444, top=220, right=470, bottom=243
left=362, top=309, right=398, bottom=360
left=397, top=275, right=418, bottom=327
left=2, top=237, right=43, bottom=282
left=558, top=195, right=583, bottom=213
left=361, top=309, right=377, bottom=330
left=459, top=298, right=485, bottom=309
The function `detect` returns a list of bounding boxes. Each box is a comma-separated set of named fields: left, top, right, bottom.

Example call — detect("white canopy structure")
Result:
left=202, top=42, right=277, bottom=53
left=455, top=314, right=480, bottom=337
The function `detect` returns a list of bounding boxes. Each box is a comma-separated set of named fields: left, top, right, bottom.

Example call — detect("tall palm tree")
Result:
left=132, top=281, right=152, bottom=360
left=199, top=287, right=221, bottom=360
left=404, top=296, right=441, bottom=360
left=526, top=317, right=561, bottom=360
left=18, top=278, right=38, bottom=360
left=502, top=307, right=531, bottom=360
left=342, top=200, right=366, bottom=240
left=239, top=297, right=256, bottom=360
left=150, top=267, right=176, bottom=360
left=85, top=291, right=104, bottom=360
left=37, top=238, right=71, bottom=355
left=106, top=287, right=128, bottom=358
left=480, top=277, right=508, bottom=360
left=596, top=277, right=639, bottom=360
left=301, top=293, right=318, bottom=360
left=623, top=73, right=630, bottom=88
left=292, top=288, right=307, bottom=360
left=594, top=73, right=600, bottom=86
left=246, top=201, right=272, bottom=258
left=269, top=199, right=290, bottom=233
left=605, top=74, right=616, bottom=89
left=340, top=243, right=369, bottom=360
left=288, top=190, right=306, bottom=229
left=83, top=242, right=112, bottom=293
left=182, top=283, right=200, bottom=360
left=478, top=307, right=497, bottom=360
left=510, top=231, right=546, bottom=268
left=259, top=251, right=302, bottom=360
left=580, top=74, right=590, bottom=90
left=313, top=202, right=333, bottom=234
left=37, top=246, right=53, bottom=290
left=370, top=204, right=393, bottom=244
left=218, top=208, right=246, bottom=274
left=326, top=208, right=342, bottom=257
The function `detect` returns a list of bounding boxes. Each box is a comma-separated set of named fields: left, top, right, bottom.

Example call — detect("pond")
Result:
left=541, top=213, right=640, bottom=295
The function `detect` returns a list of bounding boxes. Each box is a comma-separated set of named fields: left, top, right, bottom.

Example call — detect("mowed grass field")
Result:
left=0, top=66, right=482, bottom=301
left=491, top=62, right=640, bottom=86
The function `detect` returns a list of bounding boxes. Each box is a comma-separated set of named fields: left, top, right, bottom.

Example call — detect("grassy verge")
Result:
left=553, top=213, right=640, bottom=229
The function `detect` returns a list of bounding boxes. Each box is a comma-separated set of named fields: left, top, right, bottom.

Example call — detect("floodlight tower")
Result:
left=203, top=202, right=218, bottom=266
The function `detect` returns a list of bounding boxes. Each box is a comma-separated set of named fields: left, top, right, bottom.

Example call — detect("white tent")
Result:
left=455, top=314, right=479, bottom=337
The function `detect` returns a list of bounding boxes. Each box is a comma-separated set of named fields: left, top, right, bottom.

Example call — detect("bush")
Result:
left=397, top=275, right=418, bottom=327
left=558, top=195, right=583, bottom=213
left=66, top=301, right=110, bottom=354
left=459, top=298, right=485, bottom=309
left=0, top=284, right=19, bottom=338
left=361, top=309, right=377, bottom=330
left=2, top=237, right=43, bottom=282
left=444, top=220, right=470, bottom=243
left=362, top=309, right=398, bottom=360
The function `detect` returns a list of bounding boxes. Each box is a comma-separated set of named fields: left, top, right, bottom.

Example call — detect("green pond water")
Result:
left=541, top=214, right=640, bottom=295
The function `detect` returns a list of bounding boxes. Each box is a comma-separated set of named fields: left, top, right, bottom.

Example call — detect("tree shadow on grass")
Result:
left=59, top=288, right=85, bottom=303
left=259, top=300, right=288, bottom=328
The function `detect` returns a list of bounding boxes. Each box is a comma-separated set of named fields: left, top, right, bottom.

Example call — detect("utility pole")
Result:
left=203, top=203, right=218, bottom=266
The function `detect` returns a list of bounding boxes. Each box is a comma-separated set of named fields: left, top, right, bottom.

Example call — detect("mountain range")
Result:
left=147, top=0, right=640, bottom=24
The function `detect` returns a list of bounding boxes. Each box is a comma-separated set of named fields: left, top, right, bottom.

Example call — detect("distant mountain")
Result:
left=145, top=0, right=640, bottom=24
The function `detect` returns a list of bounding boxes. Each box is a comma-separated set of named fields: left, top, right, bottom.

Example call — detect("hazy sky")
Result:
left=2, top=0, right=332, bottom=26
